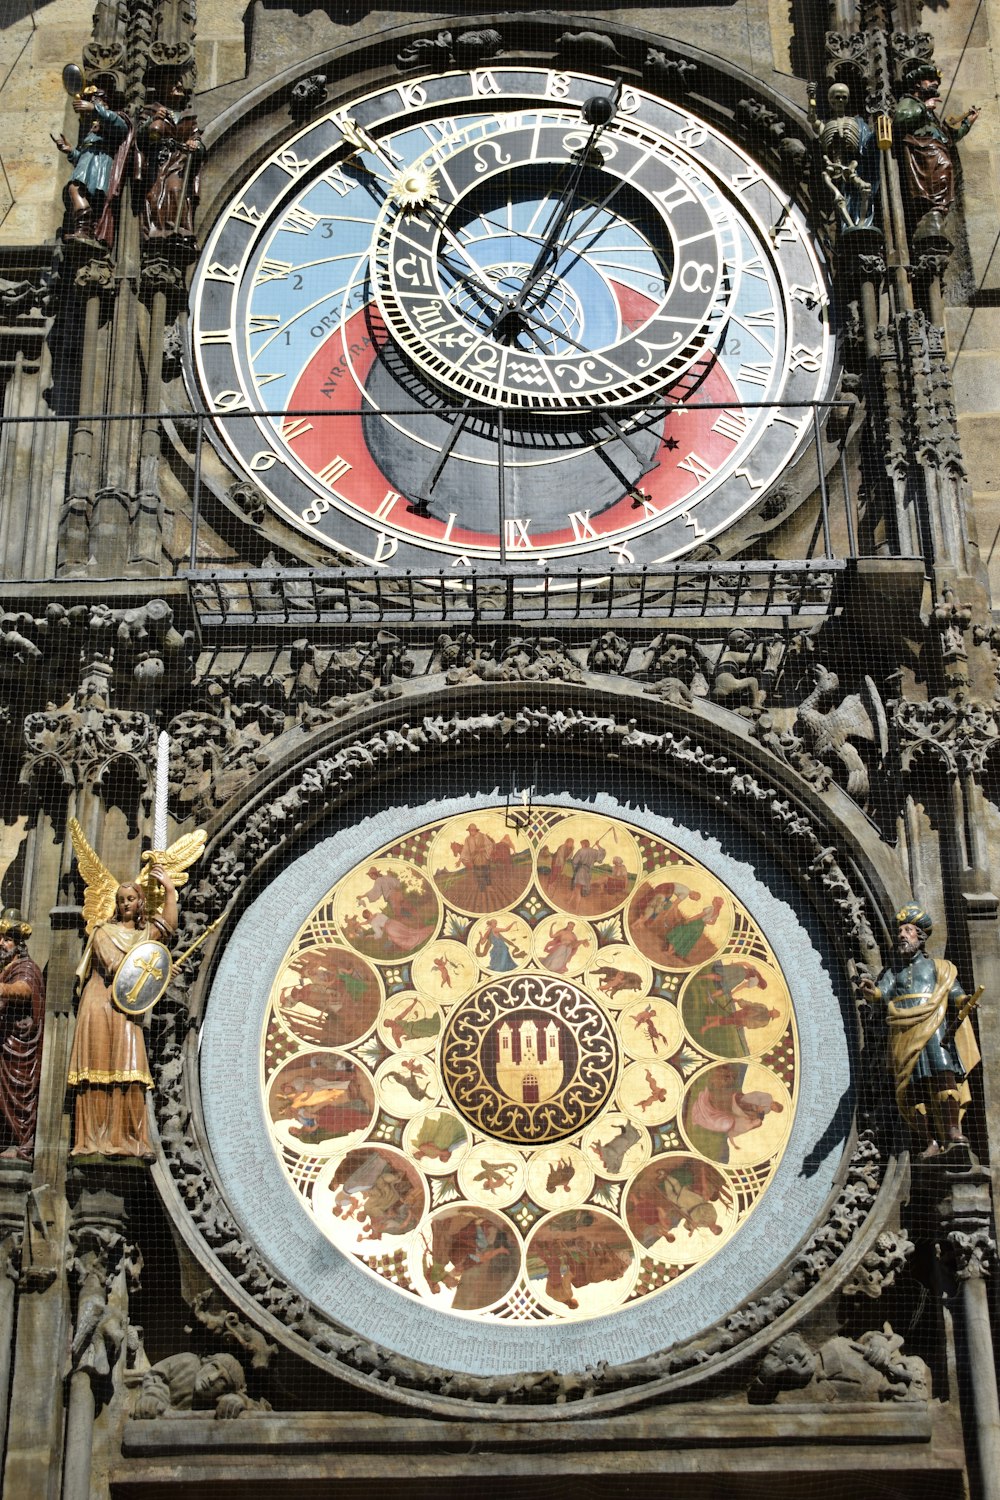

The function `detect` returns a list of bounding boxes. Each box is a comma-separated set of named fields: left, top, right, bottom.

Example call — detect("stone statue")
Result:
left=859, top=902, right=980, bottom=1157
left=52, top=84, right=132, bottom=249
left=0, top=908, right=45, bottom=1159
left=133, top=1352, right=267, bottom=1418
left=894, top=62, right=979, bottom=245
left=810, top=81, right=878, bottom=229
left=136, top=77, right=205, bottom=244
left=66, top=820, right=205, bottom=1159
left=751, top=1324, right=931, bottom=1404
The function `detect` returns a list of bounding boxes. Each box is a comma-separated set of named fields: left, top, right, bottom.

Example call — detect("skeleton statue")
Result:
left=810, top=82, right=877, bottom=229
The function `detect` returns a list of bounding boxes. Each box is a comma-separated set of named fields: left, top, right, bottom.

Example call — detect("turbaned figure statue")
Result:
left=860, top=903, right=980, bottom=1158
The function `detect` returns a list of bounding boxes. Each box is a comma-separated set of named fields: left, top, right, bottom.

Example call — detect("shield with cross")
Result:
left=112, top=939, right=173, bottom=1017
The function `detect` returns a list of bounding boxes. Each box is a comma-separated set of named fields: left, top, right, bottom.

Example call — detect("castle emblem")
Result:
left=495, top=1017, right=564, bottom=1103
left=441, top=974, right=618, bottom=1144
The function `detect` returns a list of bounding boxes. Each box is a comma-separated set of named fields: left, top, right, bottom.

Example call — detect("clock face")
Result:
left=190, top=68, right=834, bottom=570
left=201, top=791, right=851, bottom=1377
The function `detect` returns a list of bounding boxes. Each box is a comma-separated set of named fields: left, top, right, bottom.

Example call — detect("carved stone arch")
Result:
left=173, top=680, right=905, bottom=996
left=19, top=752, right=75, bottom=790
left=150, top=683, right=913, bottom=1415
left=898, top=731, right=956, bottom=778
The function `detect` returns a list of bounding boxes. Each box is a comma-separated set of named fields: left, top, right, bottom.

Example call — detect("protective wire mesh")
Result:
left=0, top=4, right=995, bottom=1500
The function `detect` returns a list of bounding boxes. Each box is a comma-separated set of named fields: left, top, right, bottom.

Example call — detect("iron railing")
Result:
left=0, top=398, right=918, bottom=628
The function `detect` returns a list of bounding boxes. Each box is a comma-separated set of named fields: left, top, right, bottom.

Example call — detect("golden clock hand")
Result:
left=337, top=113, right=511, bottom=306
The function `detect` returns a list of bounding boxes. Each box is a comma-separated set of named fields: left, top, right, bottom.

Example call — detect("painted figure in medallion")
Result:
left=474, top=919, right=523, bottom=972
left=626, top=1158, right=730, bottom=1249
left=0, top=908, right=45, bottom=1159
left=270, top=1054, right=374, bottom=1147
left=859, top=903, right=980, bottom=1157
left=593, top=964, right=644, bottom=1001
left=684, top=1064, right=785, bottom=1164
left=382, top=994, right=440, bottom=1049
left=681, top=961, right=783, bottom=1058
left=537, top=816, right=637, bottom=917
left=569, top=839, right=606, bottom=898
left=629, top=878, right=728, bottom=968
left=409, top=1111, right=466, bottom=1165
left=589, top=1118, right=643, bottom=1175
left=660, top=895, right=726, bottom=966
left=432, top=818, right=531, bottom=913
left=421, top=1209, right=519, bottom=1310
left=540, top=920, right=585, bottom=975
left=277, top=946, right=380, bottom=1047
left=330, top=1148, right=423, bottom=1239
left=527, top=1210, right=633, bottom=1312
left=340, top=861, right=438, bottom=960
left=66, top=820, right=205, bottom=1158
left=698, top=964, right=770, bottom=1029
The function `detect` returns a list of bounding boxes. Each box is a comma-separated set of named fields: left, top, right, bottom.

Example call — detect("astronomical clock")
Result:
left=202, top=795, right=848, bottom=1377
left=186, top=55, right=855, bottom=1392
left=190, top=67, right=835, bottom=571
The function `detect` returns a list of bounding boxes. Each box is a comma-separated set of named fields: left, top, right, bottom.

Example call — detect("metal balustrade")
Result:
left=0, top=398, right=922, bottom=628
left=182, top=559, right=848, bottom=627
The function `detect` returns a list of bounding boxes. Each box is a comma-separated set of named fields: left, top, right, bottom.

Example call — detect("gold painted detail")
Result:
left=390, top=165, right=439, bottom=209
left=260, top=804, right=799, bottom=1325
left=67, top=1068, right=154, bottom=1086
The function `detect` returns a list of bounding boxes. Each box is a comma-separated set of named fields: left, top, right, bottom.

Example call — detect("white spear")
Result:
left=153, top=730, right=170, bottom=853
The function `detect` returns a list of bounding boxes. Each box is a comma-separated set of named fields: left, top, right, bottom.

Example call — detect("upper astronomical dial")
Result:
left=190, top=67, right=834, bottom=570
left=372, top=112, right=732, bottom=412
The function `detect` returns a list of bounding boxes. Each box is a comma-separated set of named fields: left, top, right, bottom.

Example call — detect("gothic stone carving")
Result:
left=289, top=75, right=327, bottom=122
left=841, top=1227, right=916, bottom=1297
left=396, top=29, right=503, bottom=72
left=133, top=1352, right=267, bottom=1418
left=749, top=1324, right=931, bottom=1403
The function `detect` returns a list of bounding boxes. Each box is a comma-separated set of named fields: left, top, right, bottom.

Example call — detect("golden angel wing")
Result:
left=69, top=818, right=120, bottom=934
left=143, top=828, right=207, bottom=891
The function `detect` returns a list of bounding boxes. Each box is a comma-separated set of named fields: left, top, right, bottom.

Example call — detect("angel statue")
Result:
left=66, top=820, right=205, bottom=1159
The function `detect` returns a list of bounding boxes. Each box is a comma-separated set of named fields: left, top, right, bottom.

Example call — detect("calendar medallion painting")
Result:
left=259, top=805, right=799, bottom=1326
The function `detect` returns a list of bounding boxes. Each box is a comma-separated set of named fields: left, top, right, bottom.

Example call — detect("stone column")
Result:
left=133, top=259, right=186, bottom=575
left=58, top=261, right=114, bottom=577
left=0, top=1232, right=21, bottom=1457
left=62, top=1178, right=136, bottom=1500
left=941, top=1173, right=1000, bottom=1500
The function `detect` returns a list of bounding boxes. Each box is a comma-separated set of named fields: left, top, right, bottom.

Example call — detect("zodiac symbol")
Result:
left=506, top=360, right=547, bottom=388
left=474, top=140, right=512, bottom=173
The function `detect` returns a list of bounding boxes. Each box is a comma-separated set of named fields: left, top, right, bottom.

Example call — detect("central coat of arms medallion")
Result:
left=442, top=975, right=618, bottom=1143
